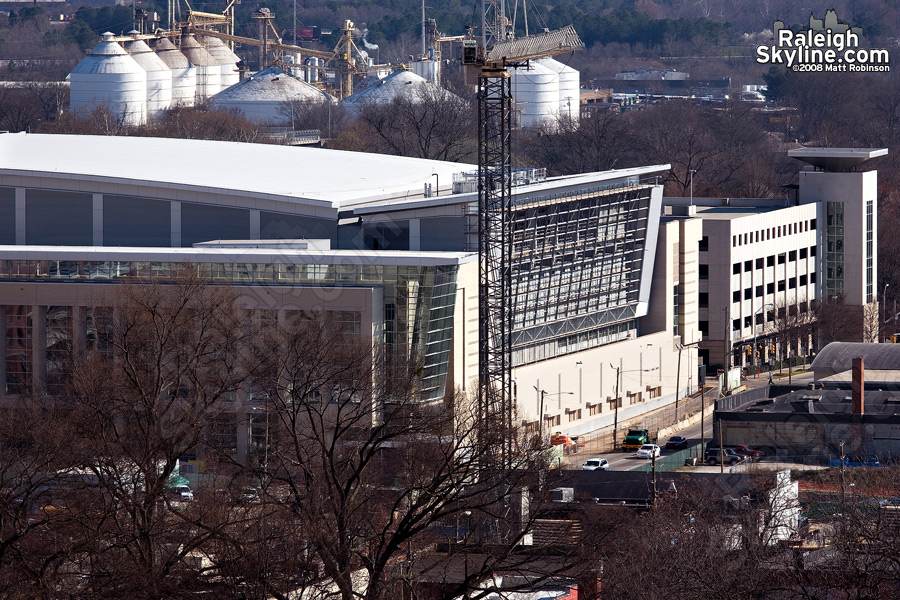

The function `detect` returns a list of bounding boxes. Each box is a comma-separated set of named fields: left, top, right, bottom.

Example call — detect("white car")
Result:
left=172, top=485, right=194, bottom=501
left=636, top=444, right=661, bottom=459
left=582, top=458, right=610, bottom=471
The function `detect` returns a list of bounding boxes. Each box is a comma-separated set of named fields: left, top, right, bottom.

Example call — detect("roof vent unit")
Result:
left=551, top=487, right=574, bottom=503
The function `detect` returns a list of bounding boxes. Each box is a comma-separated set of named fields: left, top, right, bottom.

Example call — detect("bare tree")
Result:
left=355, top=86, right=476, bottom=163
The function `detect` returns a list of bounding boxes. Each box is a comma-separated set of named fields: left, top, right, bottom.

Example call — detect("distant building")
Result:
left=665, top=147, right=887, bottom=375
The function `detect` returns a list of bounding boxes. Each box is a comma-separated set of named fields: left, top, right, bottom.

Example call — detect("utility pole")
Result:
left=611, top=363, right=621, bottom=450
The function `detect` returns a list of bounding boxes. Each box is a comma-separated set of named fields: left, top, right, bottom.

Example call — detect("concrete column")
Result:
left=409, top=218, right=421, bottom=251
left=171, top=201, right=182, bottom=247
left=32, top=305, right=46, bottom=395
left=15, top=188, right=25, bottom=244
left=93, top=193, right=103, bottom=246
left=0, top=306, right=6, bottom=394
left=73, top=306, right=88, bottom=356
left=250, top=210, right=261, bottom=240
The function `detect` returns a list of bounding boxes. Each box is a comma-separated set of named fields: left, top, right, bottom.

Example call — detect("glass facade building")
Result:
left=0, top=252, right=463, bottom=402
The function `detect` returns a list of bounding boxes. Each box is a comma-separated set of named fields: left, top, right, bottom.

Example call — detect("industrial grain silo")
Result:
left=69, top=32, right=147, bottom=126
left=154, top=38, right=196, bottom=107
left=536, top=57, right=580, bottom=124
left=124, top=33, right=173, bottom=120
left=180, top=33, right=221, bottom=100
left=210, top=66, right=336, bottom=124
left=509, top=60, right=559, bottom=129
left=203, top=36, right=241, bottom=88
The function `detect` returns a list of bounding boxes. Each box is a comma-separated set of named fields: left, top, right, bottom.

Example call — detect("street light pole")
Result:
left=883, top=283, right=890, bottom=342
left=610, top=363, right=621, bottom=449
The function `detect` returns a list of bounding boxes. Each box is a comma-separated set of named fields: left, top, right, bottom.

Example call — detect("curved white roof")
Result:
left=343, top=69, right=434, bottom=105
left=155, top=37, right=190, bottom=69
left=214, top=67, right=334, bottom=103
left=0, top=133, right=472, bottom=209
left=71, top=32, right=144, bottom=75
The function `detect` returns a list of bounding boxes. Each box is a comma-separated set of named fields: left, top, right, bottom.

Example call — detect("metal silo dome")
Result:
left=536, top=57, right=581, bottom=124
left=210, top=66, right=336, bottom=124
left=155, top=37, right=196, bottom=107
left=342, top=69, right=456, bottom=118
left=70, top=32, right=148, bottom=126
left=203, top=36, right=241, bottom=88
left=510, top=60, right=559, bottom=129
left=124, top=33, right=173, bottom=120
left=180, top=33, right=221, bottom=99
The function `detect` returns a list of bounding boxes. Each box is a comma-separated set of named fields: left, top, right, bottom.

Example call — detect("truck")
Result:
left=621, top=429, right=655, bottom=452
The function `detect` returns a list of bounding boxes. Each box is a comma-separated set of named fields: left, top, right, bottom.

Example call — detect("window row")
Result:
left=731, top=247, right=817, bottom=274
left=729, top=273, right=817, bottom=302
left=731, top=219, right=815, bottom=247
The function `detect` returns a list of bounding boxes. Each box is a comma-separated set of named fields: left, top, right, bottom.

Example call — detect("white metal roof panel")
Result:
left=0, top=133, right=473, bottom=210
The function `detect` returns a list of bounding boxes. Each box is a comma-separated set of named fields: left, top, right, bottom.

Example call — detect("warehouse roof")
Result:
left=0, top=133, right=471, bottom=209
left=810, top=342, right=900, bottom=375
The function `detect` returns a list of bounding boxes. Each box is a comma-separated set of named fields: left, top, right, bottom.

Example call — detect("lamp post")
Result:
left=610, top=364, right=621, bottom=449
left=532, top=386, right=574, bottom=439
left=883, top=283, right=890, bottom=342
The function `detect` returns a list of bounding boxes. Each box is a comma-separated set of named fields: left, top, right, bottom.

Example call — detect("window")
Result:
left=589, top=403, right=602, bottom=416
left=810, top=272, right=817, bottom=284
left=744, top=260, right=752, bottom=272
left=766, top=229, right=771, bottom=240
left=778, top=280, right=786, bottom=292
left=789, top=250, right=797, bottom=261
left=744, top=233, right=749, bottom=244
left=789, top=277, right=797, bottom=289
left=699, top=236, right=709, bottom=251
left=733, top=263, right=741, bottom=275
left=733, top=290, right=741, bottom=302
left=699, top=264, right=709, bottom=279
left=810, top=218, right=817, bottom=229
left=810, top=245, right=817, bottom=257
left=767, top=255, right=775, bottom=267
left=800, top=274, right=807, bottom=286
left=699, top=320, right=709, bottom=335
left=800, top=248, right=807, bottom=259
left=744, top=316, right=752, bottom=328
left=732, top=319, right=740, bottom=331
left=778, top=254, right=786, bottom=264
left=756, top=285, right=763, bottom=297
left=755, top=258, right=763, bottom=270
left=732, top=235, right=737, bottom=247
left=744, top=288, right=752, bottom=300
left=767, top=282, right=775, bottom=294
left=699, top=292, right=709, bottom=308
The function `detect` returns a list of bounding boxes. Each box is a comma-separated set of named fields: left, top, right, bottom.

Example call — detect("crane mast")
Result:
left=465, top=12, right=582, bottom=461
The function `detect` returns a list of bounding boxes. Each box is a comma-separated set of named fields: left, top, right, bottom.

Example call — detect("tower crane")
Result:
left=462, top=1, right=582, bottom=461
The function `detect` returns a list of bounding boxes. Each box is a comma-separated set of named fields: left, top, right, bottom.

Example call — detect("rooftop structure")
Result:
left=788, top=147, right=889, bottom=172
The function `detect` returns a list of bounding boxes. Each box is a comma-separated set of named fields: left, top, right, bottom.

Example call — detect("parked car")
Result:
left=727, top=444, right=765, bottom=461
left=582, top=458, right=610, bottom=471
left=240, top=487, right=261, bottom=504
left=172, top=485, right=194, bottom=502
left=665, top=436, right=688, bottom=450
left=705, top=447, right=744, bottom=466
left=636, top=444, right=661, bottom=459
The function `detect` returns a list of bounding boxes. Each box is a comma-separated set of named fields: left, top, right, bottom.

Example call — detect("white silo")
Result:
left=509, top=60, right=559, bottom=129
left=124, top=33, right=173, bottom=120
left=537, top=57, right=580, bottom=124
left=155, top=37, right=196, bottom=107
left=203, top=35, right=241, bottom=88
left=180, top=33, right=221, bottom=100
left=70, top=32, right=147, bottom=126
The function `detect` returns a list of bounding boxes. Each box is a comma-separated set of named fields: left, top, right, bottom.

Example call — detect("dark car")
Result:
left=727, top=444, right=765, bottom=461
left=665, top=436, right=688, bottom=450
left=705, top=447, right=744, bottom=466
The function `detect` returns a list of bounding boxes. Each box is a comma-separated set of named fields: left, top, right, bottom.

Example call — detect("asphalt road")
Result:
left=576, top=410, right=715, bottom=471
